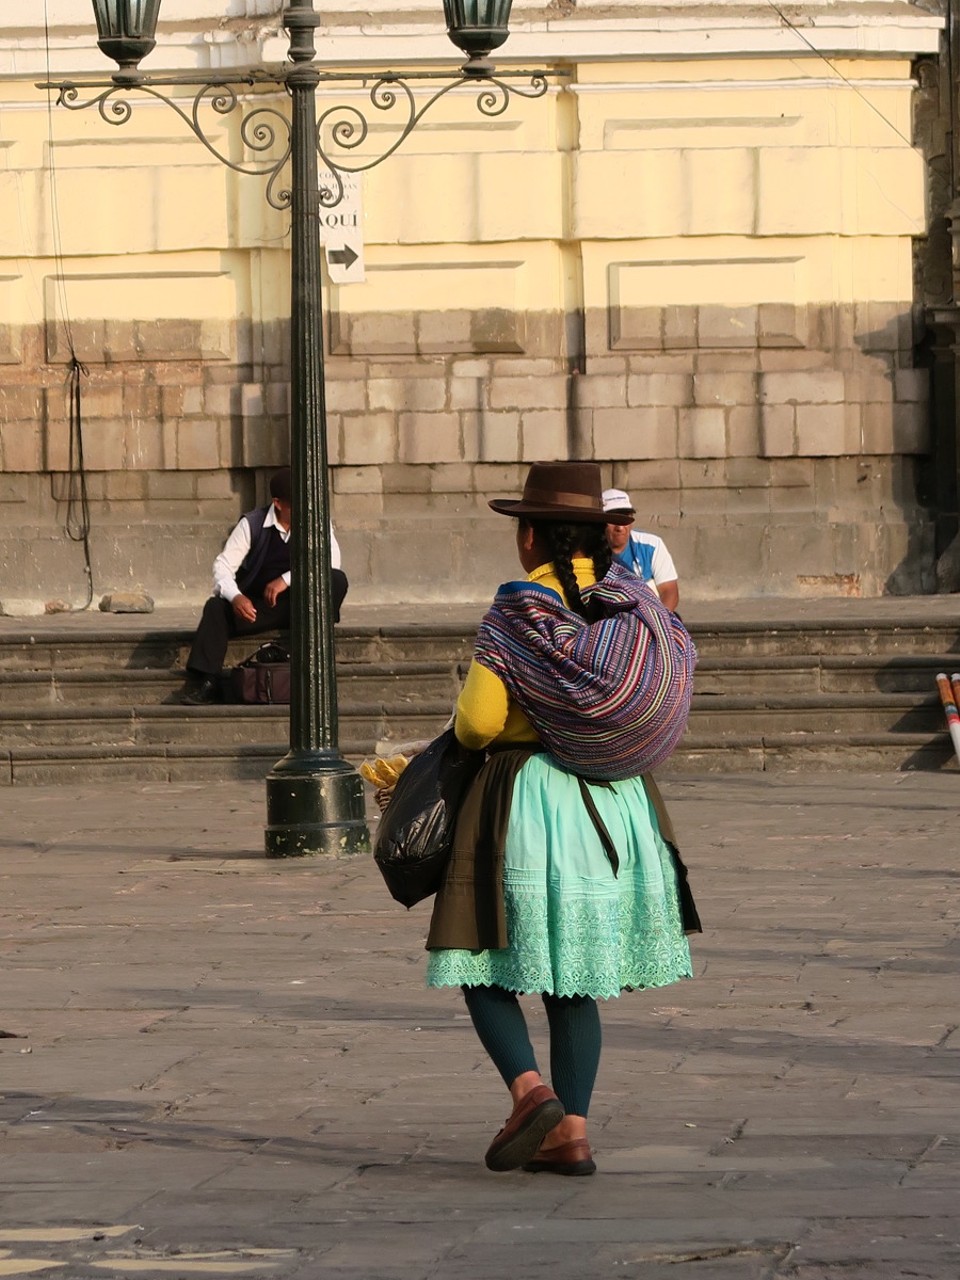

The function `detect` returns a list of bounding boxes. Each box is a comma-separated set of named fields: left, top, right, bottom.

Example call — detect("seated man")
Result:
left=180, top=466, right=348, bottom=705
left=602, top=487, right=680, bottom=612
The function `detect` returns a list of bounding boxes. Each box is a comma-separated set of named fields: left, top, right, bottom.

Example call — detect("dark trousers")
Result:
left=186, top=570, right=348, bottom=677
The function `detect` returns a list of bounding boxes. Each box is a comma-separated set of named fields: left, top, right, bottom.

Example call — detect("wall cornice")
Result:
left=0, top=5, right=944, bottom=77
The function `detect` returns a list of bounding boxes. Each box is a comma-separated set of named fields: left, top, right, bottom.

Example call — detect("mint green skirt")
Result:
left=426, top=755, right=693, bottom=999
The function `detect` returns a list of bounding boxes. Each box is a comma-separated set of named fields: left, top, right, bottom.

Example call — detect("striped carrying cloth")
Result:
left=473, top=563, right=696, bottom=780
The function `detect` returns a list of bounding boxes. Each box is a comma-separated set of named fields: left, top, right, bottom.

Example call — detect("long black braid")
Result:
left=530, top=520, right=613, bottom=619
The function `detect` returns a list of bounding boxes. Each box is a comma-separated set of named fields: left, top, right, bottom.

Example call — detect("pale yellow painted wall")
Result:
left=1, top=59, right=922, bottom=348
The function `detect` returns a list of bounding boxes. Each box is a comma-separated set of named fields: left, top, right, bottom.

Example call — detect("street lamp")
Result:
left=42, top=1, right=554, bottom=857
left=90, top=0, right=160, bottom=77
left=442, top=0, right=513, bottom=76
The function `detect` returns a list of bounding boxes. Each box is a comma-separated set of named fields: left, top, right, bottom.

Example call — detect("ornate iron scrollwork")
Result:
left=52, top=69, right=550, bottom=212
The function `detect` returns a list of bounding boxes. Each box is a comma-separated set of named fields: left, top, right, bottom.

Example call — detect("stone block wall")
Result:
left=0, top=299, right=934, bottom=608
left=320, top=333, right=931, bottom=603
left=568, top=295, right=931, bottom=598
left=0, top=41, right=942, bottom=610
left=0, top=314, right=286, bottom=612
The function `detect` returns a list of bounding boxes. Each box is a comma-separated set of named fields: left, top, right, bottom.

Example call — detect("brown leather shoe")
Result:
left=484, top=1085, right=565, bottom=1172
left=523, top=1137, right=596, bottom=1176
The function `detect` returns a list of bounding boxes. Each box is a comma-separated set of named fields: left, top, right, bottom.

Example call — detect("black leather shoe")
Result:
left=180, top=678, right=220, bottom=706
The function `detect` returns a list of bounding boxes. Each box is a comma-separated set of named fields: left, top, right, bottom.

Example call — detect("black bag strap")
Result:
left=579, top=775, right=700, bottom=932
left=576, top=777, right=619, bottom=878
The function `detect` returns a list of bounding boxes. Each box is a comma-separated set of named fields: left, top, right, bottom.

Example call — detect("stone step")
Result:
left=0, top=628, right=477, bottom=672
left=684, top=655, right=959, bottom=695
left=0, top=692, right=948, bottom=749
left=2, top=656, right=954, bottom=708
left=0, top=741, right=299, bottom=786
left=0, top=704, right=451, bottom=749
left=686, top=622, right=960, bottom=658
left=0, top=660, right=952, bottom=711
left=1, top=609, right=957, bottom=782
left=1, top=731, right=955, bottom=786
left=667, top=731, right=958, bottom=773
left=0, top=662, right=463, bottom=709
left=821, top=655, right=960, bottom=692
left=689, top=691, right=945, bottom=734
left=1, top=618, right=957, bottom=673
left=0, top=670, right=179, bottom=707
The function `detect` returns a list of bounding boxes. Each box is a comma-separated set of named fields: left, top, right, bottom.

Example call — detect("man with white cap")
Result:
left=602, top=488, right=680, bottom=612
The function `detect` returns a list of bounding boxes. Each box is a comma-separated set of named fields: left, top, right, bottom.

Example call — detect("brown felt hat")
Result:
left=488, top=462, right=633, bottom=524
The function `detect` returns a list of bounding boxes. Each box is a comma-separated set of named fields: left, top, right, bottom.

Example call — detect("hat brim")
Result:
left=488, top=498, right=632, bottom=524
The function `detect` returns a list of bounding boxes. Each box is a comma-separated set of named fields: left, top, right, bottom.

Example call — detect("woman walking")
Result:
left=426, top=461, right=699, bottom=1176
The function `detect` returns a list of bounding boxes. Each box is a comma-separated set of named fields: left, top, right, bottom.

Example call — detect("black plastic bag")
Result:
left=373, top=728, right=484, bottom=908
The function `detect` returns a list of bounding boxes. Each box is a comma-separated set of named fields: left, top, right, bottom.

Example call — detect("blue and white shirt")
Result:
left=615, top=530, right=678, bottom=596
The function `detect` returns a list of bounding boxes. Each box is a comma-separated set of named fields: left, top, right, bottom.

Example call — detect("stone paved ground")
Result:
left=1, top=772, right=958, bottom=1279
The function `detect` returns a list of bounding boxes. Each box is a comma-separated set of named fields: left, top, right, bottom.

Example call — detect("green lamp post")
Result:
left=50, top=0, right=551, bottom=856
left=263, top=0, right=366, bottom=858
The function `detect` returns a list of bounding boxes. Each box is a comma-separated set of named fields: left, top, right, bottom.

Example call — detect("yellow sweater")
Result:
left=454, top=558, right=599, bottom=751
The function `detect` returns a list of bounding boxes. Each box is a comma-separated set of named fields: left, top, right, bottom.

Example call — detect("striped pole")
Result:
left=935, top=673, right=960, bottom=766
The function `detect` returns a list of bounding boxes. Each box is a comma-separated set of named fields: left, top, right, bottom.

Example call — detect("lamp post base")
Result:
left=265, top=751, right=369, bottom=858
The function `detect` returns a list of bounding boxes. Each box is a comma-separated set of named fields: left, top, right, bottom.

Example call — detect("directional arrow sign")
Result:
left=318, top=169, right=365, bottom=285
left=328, top=245, right=359, bottom=271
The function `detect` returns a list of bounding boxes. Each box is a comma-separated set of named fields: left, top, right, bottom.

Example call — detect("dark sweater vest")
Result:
left=235, top=506, right=291, bottom=598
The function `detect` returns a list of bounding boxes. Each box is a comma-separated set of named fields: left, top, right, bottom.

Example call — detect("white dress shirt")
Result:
left=212, top=504, right=341, bottom=602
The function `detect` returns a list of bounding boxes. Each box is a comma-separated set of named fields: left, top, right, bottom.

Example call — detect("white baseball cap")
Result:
left=602, top=488, right=635, bottom=514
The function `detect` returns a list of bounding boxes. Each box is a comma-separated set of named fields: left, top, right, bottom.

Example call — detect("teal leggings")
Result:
left=462, top=984, right=602, bottom=1117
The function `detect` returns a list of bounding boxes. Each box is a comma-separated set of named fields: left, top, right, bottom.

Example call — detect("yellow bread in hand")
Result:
left=359, top=754, right=409, bottom=788
left=359, top=760, right=381, bottom=785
